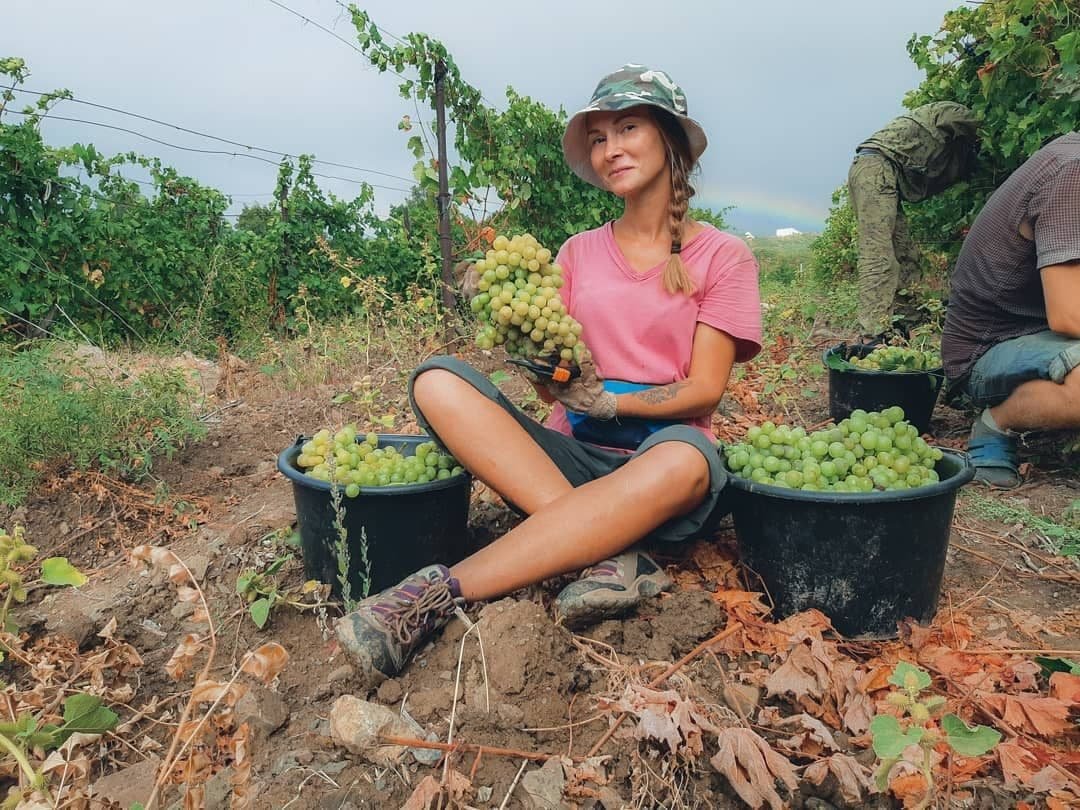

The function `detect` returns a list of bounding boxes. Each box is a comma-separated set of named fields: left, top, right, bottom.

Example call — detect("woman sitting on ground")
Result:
left=336, top=64, right=762, bottom=685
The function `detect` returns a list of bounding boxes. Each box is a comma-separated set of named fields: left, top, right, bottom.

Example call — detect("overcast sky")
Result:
left=8, top=0, right=960, bottom=236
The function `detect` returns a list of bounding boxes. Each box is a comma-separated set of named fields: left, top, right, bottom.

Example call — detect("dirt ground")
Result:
left=2, top=342, right=1078, bottom=809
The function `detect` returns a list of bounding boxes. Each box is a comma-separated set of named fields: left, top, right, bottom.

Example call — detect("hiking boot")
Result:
left=554, top=549, right=673, bottom=629
left=335, top=565, right=464, bottom=687
left=968, top=434, right=1022, bottom=489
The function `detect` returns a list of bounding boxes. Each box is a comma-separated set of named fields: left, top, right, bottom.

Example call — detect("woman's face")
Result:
left=586, top=107, right=669, bottom=198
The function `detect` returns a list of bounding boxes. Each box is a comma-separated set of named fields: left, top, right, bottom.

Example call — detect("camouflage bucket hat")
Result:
left=563, top=63, right=707, bottom=189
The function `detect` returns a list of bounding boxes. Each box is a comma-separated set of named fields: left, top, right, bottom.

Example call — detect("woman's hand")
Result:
left=459, top=263, right=482, bottom=301
left=548, top=350, right=617, bottom=419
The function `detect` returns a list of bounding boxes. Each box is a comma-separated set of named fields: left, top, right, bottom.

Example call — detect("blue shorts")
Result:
left=408, top=356, right=730, bottom=543
left=962, top=330, right=1080, bottom=408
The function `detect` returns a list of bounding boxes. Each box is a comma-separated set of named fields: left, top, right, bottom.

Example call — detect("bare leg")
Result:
left=990, top=365, right=1080, bottom=432
left=449, top=442, right=709, bottom=602
left=412, top=369, right=573, bottom=514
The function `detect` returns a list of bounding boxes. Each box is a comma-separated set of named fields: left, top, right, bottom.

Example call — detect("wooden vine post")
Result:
left=433, top=59, right=460, bottom=335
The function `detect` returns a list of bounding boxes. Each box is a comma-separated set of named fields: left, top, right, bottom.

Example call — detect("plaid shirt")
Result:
left=943, top=133, right=1080, bottom=381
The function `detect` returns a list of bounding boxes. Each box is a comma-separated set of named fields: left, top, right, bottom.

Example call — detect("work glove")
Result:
left=457, top=261, right=482, bottom=302
left=547, top=348, right=617, bottom=420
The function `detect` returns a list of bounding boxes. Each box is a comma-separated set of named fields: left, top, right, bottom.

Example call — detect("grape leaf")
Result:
left=824, top=347, right=854, bottom=371
left=40, top=557, right=88, bottom=587
left=870, top=714, right=924, bottom=758
left=889, top=661, right=931, bottom=691
left=941, top=714, right=1001, bottom=756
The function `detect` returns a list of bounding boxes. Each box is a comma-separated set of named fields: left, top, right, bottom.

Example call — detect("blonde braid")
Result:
left=663, top=146, right=696, bottom=295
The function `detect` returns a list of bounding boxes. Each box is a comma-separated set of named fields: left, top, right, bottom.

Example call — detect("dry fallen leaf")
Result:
left=804, top=753, right=874, bottom=805
left=773, top=713, right=839, bottom=758
left=603, top=684, right=720, bottom=758
left=833, top=660, right=875, bottom=735
left=240, top=642, right=290, bottom=684
left=917, top=645, right=993, bottom=687
left=765, top=634, right=835, bottom=712
left=1029, top=766, right=1073, bottom=793
left=1002, top=659, right=1042, bottom=693
left=1049, top=672, right=1080, bottom=704
left=889, top=772, right=929, bottom=808
left=165, top=633, right=204, bottom=681
left=710, top=727, right=798, bottom=810
left=1047, top=793, right=1080, bottom=810
left=191, top=678, right=248, bottom=706
left=980, top=693, right=1073, bottom=738
left=230, top=723, right=253, bottom=810
left=995, top=740, right=1071, bottom=789
left=402, top=769, right=474, bottom=810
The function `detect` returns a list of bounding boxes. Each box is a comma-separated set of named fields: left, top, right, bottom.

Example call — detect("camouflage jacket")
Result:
left=859, top=102, right=980, bottom=202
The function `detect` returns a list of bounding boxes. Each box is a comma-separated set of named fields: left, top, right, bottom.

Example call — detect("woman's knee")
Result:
left=639, top=441, right=711, bottom=503
left=411, top=367, right=454, bottom=401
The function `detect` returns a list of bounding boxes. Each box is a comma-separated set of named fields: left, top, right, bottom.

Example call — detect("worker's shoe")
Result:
left=554, top=549, right=672, bottom=629
left=336, top=564, right=464, bottom=687
left=968, top=434, right=1022, bottom=489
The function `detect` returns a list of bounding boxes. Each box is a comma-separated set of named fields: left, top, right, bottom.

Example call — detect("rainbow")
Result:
left=695, top=184, right=828, bottom=234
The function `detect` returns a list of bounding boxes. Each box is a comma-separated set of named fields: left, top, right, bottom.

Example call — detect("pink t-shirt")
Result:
left=545, top=222, right=762, bottom=441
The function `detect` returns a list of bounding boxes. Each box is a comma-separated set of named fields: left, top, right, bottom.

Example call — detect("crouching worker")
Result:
left=942, top=133, right=1080, bottom=488
left=335, top=64, right=762, bottom=686
left=849, top=101, right=980, bottom=340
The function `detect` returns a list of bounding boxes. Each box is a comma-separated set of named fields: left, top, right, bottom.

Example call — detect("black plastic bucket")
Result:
left=824, top=343, right=945, bottom=434
left=725, top=448, right=974, bottom=639
left=277, top=434, right=472, bottom=597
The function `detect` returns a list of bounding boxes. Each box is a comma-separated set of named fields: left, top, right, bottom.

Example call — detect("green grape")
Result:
left=470, top=232, right=588, bottom=364
left=729, top=408, right=944, bottom=493
left=294, top=427, right=465, bottom=491
left=847, top=346, right=943, bottom=372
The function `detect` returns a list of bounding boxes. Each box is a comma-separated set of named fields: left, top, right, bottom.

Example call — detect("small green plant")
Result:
left=871, top=662, right=1001, bottom=809
left=0, top=344, right=205, bottom=506
left=0, top=526, right=88, bottom=641
left=0, top=693, right=119, bottom=808
left=235, top=552, right=330, bottom=629
left=0, top=526, right=106, bottom=806
left=962, top=490, right=1080, bottom=557
left=328, top=458, right=370, bottom=610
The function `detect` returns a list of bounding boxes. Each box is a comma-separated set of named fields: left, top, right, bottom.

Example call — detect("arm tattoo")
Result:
left=631, top=380, right=691, bottom=405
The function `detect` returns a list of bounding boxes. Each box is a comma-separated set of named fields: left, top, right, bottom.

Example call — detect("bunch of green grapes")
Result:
left=470, top=233, right=586, bottom=362
left=724, top=406, right=944, bottom=492
left=295, top=425, right=464, bottom=496
left=848, top=345, right=942, bottom=372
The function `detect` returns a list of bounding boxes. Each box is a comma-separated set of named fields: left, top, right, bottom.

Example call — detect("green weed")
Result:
left=872, top=662, right=1000, bottom=809
left=0, top=343, right=205, bottom=506
left=961, top=490, right=1080, bottom=557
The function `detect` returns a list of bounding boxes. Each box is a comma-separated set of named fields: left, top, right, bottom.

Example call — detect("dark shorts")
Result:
left=408, top=356, right=730, bottom=544
left=960, top=330, right=1080, bottom=408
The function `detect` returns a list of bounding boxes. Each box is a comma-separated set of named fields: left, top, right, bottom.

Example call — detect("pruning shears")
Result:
left=507, top=355, right=581, bottom=383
